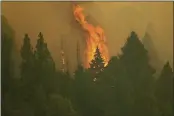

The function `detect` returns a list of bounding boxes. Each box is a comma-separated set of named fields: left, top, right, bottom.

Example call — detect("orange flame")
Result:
left=73, top=4, right=109, bottom=68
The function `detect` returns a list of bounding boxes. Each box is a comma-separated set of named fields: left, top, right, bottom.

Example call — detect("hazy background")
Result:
left=1, top=2, right=173, bottom=73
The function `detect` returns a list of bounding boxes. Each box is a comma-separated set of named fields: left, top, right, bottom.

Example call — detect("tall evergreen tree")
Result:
left=33, top=32, right=56, bottom=116
left=20, top=34, right=34, bottom=83
left=155, top=61, right=173, bottom=116
left=89, top=46, right=105, bottom=80
left=119, top=31, right=156, bottom=116
left=34, top=32, right=56, bottom=91
left=34, top=32, right=55, bottom=79
left=20, top=34, right=36, bottom=104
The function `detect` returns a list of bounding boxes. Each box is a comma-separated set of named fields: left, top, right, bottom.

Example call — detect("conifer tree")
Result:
left=120, top=31, right=155, bottom=89
left=34, top=32, right=56, bottom=95
left=156, top=62, right=173, bottom=116
left=119, top=31, right=156, bottom=116
left=89, top=46, right=105, bottom=77
left=29, top=32, right=56, bottom=116
left=20, top=34, right=36, bottom=103
left=20, top=34, right=34, bottom=83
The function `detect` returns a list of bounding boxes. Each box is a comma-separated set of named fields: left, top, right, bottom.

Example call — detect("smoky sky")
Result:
left=1, top=2, right=173, bottom=72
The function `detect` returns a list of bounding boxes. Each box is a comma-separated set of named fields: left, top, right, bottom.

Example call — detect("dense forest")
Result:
left=1, top=15, right=173, bottom=116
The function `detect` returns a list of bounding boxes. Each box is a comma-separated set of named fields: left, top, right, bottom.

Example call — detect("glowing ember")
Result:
left=73, top=4, right=109, bottom=68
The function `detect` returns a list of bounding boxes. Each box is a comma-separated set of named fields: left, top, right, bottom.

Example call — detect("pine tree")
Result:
left=20, top=34, right=37, bottom=103
left=89, top=46, right=105, bottom=77
left=35, top=32, right=55, bottom=75
left=34, top=32, right=56, bottom=95
left=20, top=34, right=34, bottom=83
left=31, top=32, right=56, bottom=116
left=120, top=31, right=155, bottom=88
left=156, top=61, right=173, bottom=116
left=119, top=31, right=156, bottom=116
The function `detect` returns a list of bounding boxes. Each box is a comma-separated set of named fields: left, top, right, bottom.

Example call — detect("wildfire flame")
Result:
left=73, top=4, right=109, bottom=68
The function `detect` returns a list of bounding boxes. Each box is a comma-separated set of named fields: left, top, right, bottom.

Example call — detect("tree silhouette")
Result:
left=1, top=15, right=15, bottom=94
left=20, top=34, right=37, bottom=105
left=20, top=34, right=34, bottom=83
left=155, top=61, right=173, bottom=116
left=2, top=18, right=173, bottom=116
left=89, top=46, right=105, bottom=80
left=119, top=31, right=156, bottom=116
left=34, top=32, right=56, bottom=88
left=1, top=15, right=16, bottom=116
left=33, top=32, right=56, bottom=115
left=120, top=31, right=155, bottom=88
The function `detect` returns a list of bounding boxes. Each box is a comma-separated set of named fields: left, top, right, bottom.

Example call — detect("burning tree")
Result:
left=73, top=4, right=109, bottom=68
left=89, top=46, right=105, bottom=76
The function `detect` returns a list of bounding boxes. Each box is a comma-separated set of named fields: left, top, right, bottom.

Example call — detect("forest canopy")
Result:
left=1, top=15, right=173, bottom=116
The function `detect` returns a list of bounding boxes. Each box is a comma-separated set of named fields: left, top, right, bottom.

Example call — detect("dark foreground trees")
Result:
left=1, top=15, right=15, bottom=98
left=119, top=31, right=157, bottom=116
left=155, top=62, right=173, bottom=116
left=2, top=30, right=173, bottom=116
left=1, top=15, right=16, bottom=116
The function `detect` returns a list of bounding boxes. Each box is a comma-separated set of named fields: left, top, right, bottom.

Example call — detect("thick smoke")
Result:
left=1, top=2, right=173, bottom=74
